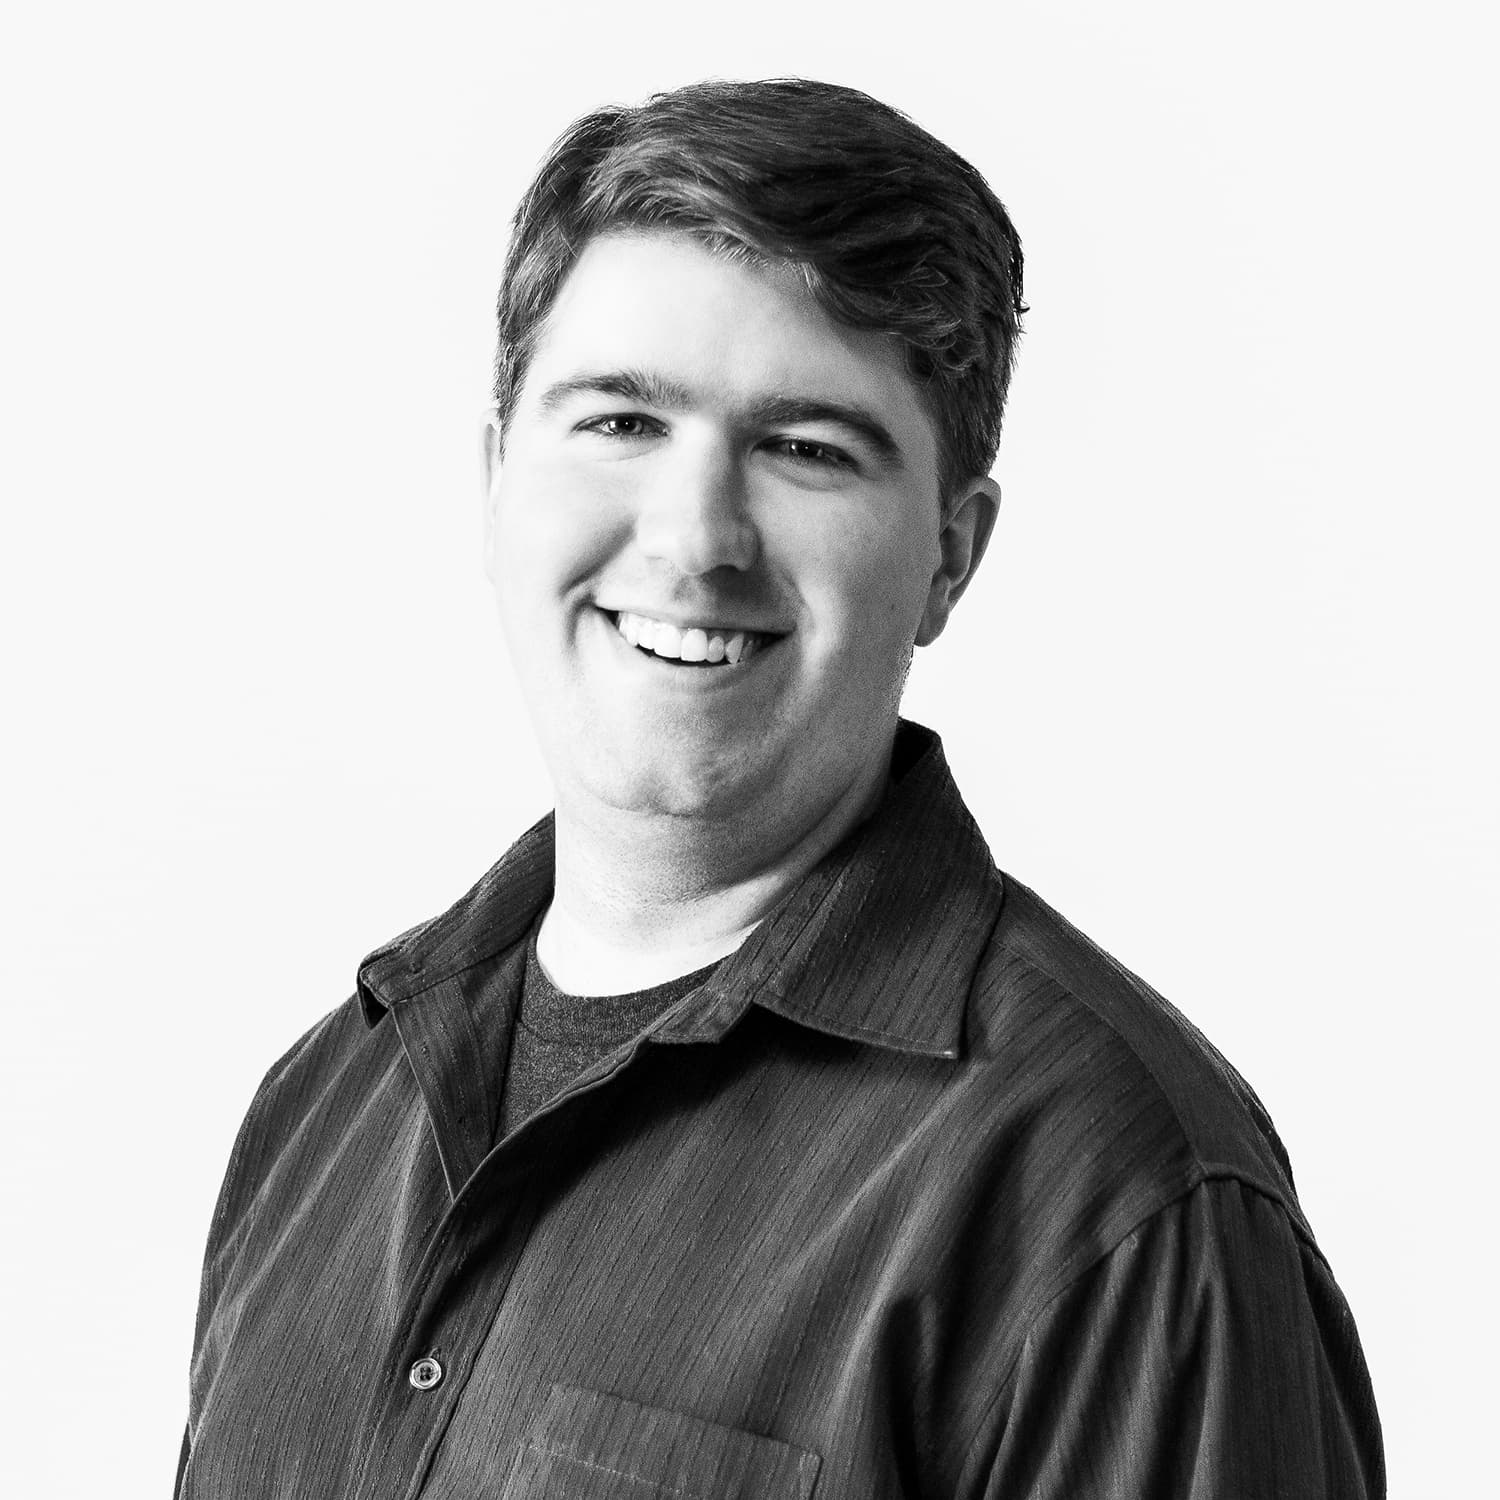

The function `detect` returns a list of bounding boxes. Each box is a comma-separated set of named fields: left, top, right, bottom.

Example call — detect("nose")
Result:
left=633, top=441, right=759, bottom=575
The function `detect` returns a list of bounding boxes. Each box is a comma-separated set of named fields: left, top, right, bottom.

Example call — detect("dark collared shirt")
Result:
left=180, top=723, right=1383, bottom=1498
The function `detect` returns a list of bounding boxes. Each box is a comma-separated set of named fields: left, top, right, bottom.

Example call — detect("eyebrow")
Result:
left=748, top=395, right=902, bottom=464
left=536, top=368, right=906, bottom=466
left=536, top=368, right=693, bottom=415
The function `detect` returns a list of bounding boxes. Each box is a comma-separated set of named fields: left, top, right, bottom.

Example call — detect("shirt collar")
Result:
left=357, top=720, right=1004, bottom=1060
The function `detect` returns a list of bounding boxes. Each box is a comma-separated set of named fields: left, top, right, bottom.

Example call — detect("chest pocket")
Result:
left=500, top=1385, right=821, bottom=1500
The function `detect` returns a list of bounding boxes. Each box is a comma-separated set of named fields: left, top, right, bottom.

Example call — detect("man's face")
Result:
left=483, top=228, right=991, bottom=833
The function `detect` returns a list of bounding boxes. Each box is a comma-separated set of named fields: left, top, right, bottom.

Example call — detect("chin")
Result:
left=587, top=741, right=775, bottom=822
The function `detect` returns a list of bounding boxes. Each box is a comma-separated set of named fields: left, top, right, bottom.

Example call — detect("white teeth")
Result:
left=651, top=622, right=683, bottom=659
left=611, top=610, right=769, bottom=666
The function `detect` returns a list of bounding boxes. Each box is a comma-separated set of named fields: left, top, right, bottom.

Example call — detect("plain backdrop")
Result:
left=3, top=2, right=1495, bottom=1494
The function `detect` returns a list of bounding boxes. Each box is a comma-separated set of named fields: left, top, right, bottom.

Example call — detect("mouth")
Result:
left=604, top=608, right=785, bottom=668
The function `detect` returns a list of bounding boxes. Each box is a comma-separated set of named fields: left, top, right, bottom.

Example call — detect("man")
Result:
left=179, top=79, right=1384, bottom=1497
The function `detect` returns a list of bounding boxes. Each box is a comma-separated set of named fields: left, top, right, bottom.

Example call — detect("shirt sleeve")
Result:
left=174, top=1424, right=190, bottom=1498
left=979, top=1176, right=1385, bottom=1499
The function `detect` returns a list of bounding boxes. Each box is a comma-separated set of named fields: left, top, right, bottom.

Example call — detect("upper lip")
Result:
left=601, top=605, right=790, bottom=637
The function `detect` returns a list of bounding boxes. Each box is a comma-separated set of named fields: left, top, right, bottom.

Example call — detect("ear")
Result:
left=479, top=406, right=505, bottom=583
left=915, top=475, right=1001, bottom=647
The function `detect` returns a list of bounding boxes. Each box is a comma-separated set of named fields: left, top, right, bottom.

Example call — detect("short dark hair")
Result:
left=492, top=79, right=1025, bottom=500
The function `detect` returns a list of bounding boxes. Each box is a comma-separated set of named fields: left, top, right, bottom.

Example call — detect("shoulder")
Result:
left=244, top=994, right=376, bottom=1129
left=914, top=866, right=1385, bottom=1493
left=202, top=997, right=378, bottom=1255
left=951, top=872, right=1316, bottom=1282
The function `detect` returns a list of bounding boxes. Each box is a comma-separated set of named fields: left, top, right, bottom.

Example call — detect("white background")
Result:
left=3, top=2, right=1494, bottom=1493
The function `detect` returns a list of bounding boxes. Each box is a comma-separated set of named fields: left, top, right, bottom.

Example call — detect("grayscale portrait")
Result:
left=172, top=78, right=1386, bottom=1497
left=8, top=11, right=1495, bottom=1498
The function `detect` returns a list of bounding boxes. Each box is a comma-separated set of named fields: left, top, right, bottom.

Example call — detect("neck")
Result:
left=543, top=745, right=893, bottom=983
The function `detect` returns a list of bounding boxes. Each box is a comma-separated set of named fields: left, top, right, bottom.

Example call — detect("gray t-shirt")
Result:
left=498, top=926, right=717, bottom=1138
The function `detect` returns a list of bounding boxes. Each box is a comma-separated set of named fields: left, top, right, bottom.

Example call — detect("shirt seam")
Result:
left=1002, top=928, right=1315, bottom=1242
left=517, top=1443, right=704, bottom=1499
left=956, top=1170, right=1312, bottom=1485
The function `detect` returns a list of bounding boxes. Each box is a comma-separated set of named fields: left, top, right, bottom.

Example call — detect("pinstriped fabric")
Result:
left=500, top=1387, right=821, bottom=1499
left=180, top=721, right=1383, bottom=1499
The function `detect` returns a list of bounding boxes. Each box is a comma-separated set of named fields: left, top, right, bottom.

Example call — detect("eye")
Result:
left=772, top=437, right=855, bottom=470
left=577, top=413, right=663, bottom=440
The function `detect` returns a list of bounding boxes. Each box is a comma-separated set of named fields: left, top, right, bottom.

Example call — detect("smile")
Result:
left=609, top=609, right=779, bottom=667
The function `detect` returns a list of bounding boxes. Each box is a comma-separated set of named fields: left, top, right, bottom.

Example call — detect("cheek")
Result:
left=492, top=460, right=631, bottom=608
left=790, top=510, right=938, bottom=654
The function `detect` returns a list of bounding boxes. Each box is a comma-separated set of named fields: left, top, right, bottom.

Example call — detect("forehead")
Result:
left=518, top=230, right=940, bottom=463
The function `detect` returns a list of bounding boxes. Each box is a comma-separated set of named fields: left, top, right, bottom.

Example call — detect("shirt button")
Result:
left=408, top=1356, right=443, bottom=1391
